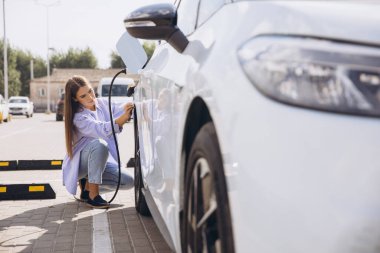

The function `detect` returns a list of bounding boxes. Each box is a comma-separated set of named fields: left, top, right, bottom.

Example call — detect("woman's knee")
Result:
left=88, top=139, right=109, bottom=158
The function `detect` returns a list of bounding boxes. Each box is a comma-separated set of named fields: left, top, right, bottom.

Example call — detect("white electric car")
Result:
left=121, top=1, right=380, bottom=252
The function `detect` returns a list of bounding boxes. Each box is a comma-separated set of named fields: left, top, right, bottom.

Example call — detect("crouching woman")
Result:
left=62, top=75, right=134, bottom=208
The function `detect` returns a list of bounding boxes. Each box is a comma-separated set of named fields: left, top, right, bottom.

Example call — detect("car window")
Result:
left=101, top=85, right=128, bottom=97
left=9, top=99, right=27, bottom=103
left=197, top=0, right=225, bottom=27
left=176, top=0, right=201, bottom=35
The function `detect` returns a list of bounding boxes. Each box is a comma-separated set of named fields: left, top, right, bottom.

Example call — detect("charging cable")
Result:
left=107, top=68, right=127, bottom=203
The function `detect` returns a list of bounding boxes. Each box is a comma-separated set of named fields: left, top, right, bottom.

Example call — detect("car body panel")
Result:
left=0, top=94, right=10, bottom=123
left=127, top=1, right=380, bottom=252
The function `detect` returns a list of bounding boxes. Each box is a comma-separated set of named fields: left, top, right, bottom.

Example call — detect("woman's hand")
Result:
left=124, top=102, right=134, bottom=120
left=115, top=102, right=134, bottom=127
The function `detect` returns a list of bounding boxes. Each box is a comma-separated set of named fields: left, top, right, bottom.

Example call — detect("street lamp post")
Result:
left=2, top=0, right=8, bottom=102
left=45, top=4, right=52, bottom=113
left=46, top=6, right=51, bottom=113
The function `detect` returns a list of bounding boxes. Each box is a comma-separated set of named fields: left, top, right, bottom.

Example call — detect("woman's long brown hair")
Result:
left=64, top=75, right=90, bottom=158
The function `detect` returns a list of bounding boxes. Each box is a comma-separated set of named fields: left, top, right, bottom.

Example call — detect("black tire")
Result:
left=134, top=109, right=151, bottom=216
left=56, top=115, right=63, bottom=121
left=182, top=122, right=235, bottom=253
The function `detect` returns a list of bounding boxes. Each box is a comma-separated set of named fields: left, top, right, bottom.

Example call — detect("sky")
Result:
left=1, top=0, right=171, bottom=69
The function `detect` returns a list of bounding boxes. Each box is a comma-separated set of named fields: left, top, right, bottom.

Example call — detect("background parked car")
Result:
left=8, top=96, right=34, bottom=118
left=97, top=77, right=134, bottom=104
left=0, top=94, right=11, bottom=123
left=121, top=1, right=380, bottom=253
left=56, top=93, right=64, bottom=121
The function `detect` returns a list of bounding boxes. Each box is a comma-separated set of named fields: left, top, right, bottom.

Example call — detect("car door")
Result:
left=134, top=71, right=154, bottom=187
left=138, top=0, right=202, bottom=243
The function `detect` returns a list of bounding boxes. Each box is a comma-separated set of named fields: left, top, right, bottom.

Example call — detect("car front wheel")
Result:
left=182, top=122, right=234, bottom=253
left=134, top=109, right=150, bottom=216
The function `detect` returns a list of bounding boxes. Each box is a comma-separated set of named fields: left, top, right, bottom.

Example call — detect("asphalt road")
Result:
left=0, top=113, right=135, bottom=164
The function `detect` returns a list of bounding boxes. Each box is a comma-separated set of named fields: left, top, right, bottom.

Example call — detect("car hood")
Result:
left=232, top=1, right=380, bottom=46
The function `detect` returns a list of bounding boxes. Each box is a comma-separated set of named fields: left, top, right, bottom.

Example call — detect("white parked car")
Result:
left=97, top=77, right=134, bottom=104
left=8, top=96, right=34, bottom=118
left=121, top=1, right=380, bottom=253
left=0, top=94, right=11, bottom=123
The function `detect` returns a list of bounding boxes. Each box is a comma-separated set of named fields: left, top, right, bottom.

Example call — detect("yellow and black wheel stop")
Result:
left=0, top=160, right=62, bottom=171
left=0, top=183, right=56, bottom=200
left=18, top=160, right=62, bottom=170
left=0, top=160, right=17, bottom=170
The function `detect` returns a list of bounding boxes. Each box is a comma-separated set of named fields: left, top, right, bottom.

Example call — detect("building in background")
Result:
left=30, top=68, right=139, bottom=112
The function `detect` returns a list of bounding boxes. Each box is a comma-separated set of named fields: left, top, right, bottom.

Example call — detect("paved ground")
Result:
left=0, top=114, right=173, bottom=253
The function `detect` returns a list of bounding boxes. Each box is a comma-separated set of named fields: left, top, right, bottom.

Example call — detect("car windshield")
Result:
left=102, top=84, right=128, bottom=97
left=9, top=99, right=27, bottom=103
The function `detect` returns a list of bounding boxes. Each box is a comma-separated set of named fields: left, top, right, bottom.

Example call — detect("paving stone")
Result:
left=0, top=140, right=173, bottom=253
left=134, top=247, right=154, bottom=253
left=34, top=240, right=55, bottom=248
left=38, top=234, right=56, bottom=241
left=32, top=247, right=52, bottom=253
left=55, top=236, right=73, bottom=243
left=153, top=241, right=172, bottom=251
left=114, top=243, right=132, bottom=252
left=73, top=245, right=91, bottom=253
left=13, top=245, right=33, bottom=252
left=53, top=242, right=73, bottom=251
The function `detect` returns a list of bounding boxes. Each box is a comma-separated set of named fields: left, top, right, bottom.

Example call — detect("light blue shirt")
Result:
left=62, top=98, right=126, bottom=194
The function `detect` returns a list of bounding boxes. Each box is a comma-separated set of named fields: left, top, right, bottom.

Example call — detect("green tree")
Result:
left=1, top=41, right=100, bottom=97
left=50, top=47, right=97, bottom=68
left=109, top=41, right=156, bottom=68
left=15, top=50, right=32, bottom=96
left=15, top=49, right=47, bottom=96
left=0, top=40, right=21, bottom=97
left=142, top=41, right=156, bottom=60
left=110, top=51, right=126, bottom=68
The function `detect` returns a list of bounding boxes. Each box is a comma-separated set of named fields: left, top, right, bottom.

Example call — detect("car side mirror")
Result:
left=124, top=3, right=189, bottom=53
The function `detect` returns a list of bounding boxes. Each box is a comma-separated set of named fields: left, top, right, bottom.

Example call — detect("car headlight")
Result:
left=237, top=36, right=380, bottom=117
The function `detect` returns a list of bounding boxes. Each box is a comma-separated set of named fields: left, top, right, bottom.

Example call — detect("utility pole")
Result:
left=46, top=5, right=51, bottom=113
left=3, top=0, right=8, bottom=101
left=30, top=59, right=34, bottom=80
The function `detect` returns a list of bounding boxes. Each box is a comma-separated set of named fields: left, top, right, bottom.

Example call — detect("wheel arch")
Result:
left=180, top=97, right=212, bottom=211
left=179, top=98, right=235, bottom=253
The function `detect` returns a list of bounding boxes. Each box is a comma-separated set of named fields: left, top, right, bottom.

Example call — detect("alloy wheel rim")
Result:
left=186, top=157, right=221, bottom=253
